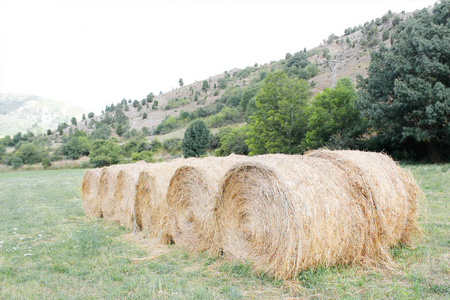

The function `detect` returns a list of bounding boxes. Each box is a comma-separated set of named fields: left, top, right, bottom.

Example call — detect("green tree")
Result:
left=0, top=143, right=6, bottom=159
left=91, top=124, right=112, bottom=140
left=182, top=120, right=210, bottom=158
left=179, top=78, right=184, bottom=87
left=131, top=150, right=154, bottom=163
left=14, top=143, right=42, bottom=165
left=202, top=80, right=210, bottom=93
left=62, top=136, right=91, bottom=159
left=304, top=78, right=368, bottom=150
left=88, top=112, right=94, bottom=118
left=42, top=158, right=51, bottom=169
left=356, top=2, right=450, bottom=160
left=215, top=126, right=249, bottom=156
left=89, top=140, right=122, bottom=167
left=11, top=157, right=23, bottom=169
left=246, top=71, right=311, bottom=155
left=152, top=101, right=158, bottom=110
left=116, top=124, right=125, bottom=137
left=71, top=117, right=77, bottom=126
left=146, top=92, right=154, bottom=103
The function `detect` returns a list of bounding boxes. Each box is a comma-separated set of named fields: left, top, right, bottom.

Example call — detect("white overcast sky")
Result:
left=0, top=0, right=439, bottom=114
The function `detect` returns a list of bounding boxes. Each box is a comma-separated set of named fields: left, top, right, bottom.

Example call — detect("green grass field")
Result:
left=0, top=164, right=448, bottom=299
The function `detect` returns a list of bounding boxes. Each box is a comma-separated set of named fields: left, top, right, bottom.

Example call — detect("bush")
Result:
left=130, top=150, right=153, bottom=163
left=207, top=107, right=244, bottom=128
left=14, top=143, right=42, bottom=165
left=215, top=126, right=249, bottom=156
left=62, top=136, right=90, bottom=159
left=89, top=140, right=122, bottom=167
left=42, top=158, right=51, bottom=169
left=163, top=138, right=182, bottom=153
left=218, top=77, right=228, bottom=89
left=11, top=157, right=23, bottom=169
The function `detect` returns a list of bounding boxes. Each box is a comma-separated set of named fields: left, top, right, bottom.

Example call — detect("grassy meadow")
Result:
left=0, top=164, right=448, bottom=299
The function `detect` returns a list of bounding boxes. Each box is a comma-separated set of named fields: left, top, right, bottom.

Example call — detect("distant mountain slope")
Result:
left=0, top=93, right=87, bottom=137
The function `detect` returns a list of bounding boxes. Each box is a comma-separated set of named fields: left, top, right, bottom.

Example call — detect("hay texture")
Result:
left=215, top=153, right=420, bottom=279
left=81, top=168, right=103, bottom=218
left=305, top=150, right=420, bottom=247
left=112, top=161, right=149, bottom=230
left=133, top=160, right=183, bottom=236
left=96, top=165, right=123, bottom=221
left=161, top=155, right=247, bottom=253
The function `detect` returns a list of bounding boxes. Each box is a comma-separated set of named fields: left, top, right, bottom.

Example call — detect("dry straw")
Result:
left=81, top=168, right=103, bottom=218
left=215, top=152, right=421, bottom=279
left=133, top=160, right=184, bottom=236
left=97, top=164, right=123, bottom=221
left=112, top=161, right=149, bottom=230
left=161, top=155, right=247, bottom=253
left=306, top=150, right=420, bottom=247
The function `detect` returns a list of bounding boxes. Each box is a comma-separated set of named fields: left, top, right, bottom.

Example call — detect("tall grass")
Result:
left=0, top=164, right=448, bottom=299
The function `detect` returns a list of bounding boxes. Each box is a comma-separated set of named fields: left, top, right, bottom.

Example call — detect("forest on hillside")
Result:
left=0, top=1, right=448, bottom=170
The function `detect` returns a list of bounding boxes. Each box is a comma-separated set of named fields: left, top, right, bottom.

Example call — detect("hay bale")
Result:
left=161, top=155, right=247, bottom=253
left=215, top=153, right=409, bottom=279
left=81, top=168, right=103, bottom=218
left=97, top=165, right=123, bottom=221
left=133, top=160, right=183, bottom=236
left=112, top=161, right=150, bottom=230
left=306, top=149, right=420, bottom=247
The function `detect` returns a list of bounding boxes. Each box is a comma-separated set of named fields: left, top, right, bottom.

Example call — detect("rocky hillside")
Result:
left=68, top=8, right=414, bottom=142
left=25, top=7, right=424, bottom=141
left=0, top=94, right=87, bottom=137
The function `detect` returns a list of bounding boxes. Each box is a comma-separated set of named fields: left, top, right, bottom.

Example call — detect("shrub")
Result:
left=131, top=150, right=153, bottom=163
left=42, top=158, right=51, bottom=169
left=11, top=157, right=23, bottom=169
left=89, top=140, right=122, bottom=167
left=14, top=143, right=42, bottom=165
left=163, top=138, right=182, bottom=153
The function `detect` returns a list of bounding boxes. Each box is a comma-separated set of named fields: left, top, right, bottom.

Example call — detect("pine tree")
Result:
left=182, top=120, right=210, bottom=158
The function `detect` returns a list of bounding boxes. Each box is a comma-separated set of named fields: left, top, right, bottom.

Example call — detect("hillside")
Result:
left=66, top=8, right=415, bottom=142
left=0, top=94, right=87, bottom=137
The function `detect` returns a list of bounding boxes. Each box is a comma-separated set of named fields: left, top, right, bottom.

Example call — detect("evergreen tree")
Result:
left=356, top=1, right=450, bottom=160
left=202, top=80, right=209, bottom=93
left=182, top=120, right=210, bottom=158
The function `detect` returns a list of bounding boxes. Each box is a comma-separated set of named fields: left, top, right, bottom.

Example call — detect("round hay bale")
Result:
left=134, top=160, right=183, bottom=236
left=113, top=161, right=149, bottom=230
left=161, top=155, right=247, bottom=253
left=81, top=168, right=103, bottom=218
left=97, top=165, right=123, bottom=221
left=306, top=150, right=420, bottom=247
left=216, top=154, right=373, bottom=279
